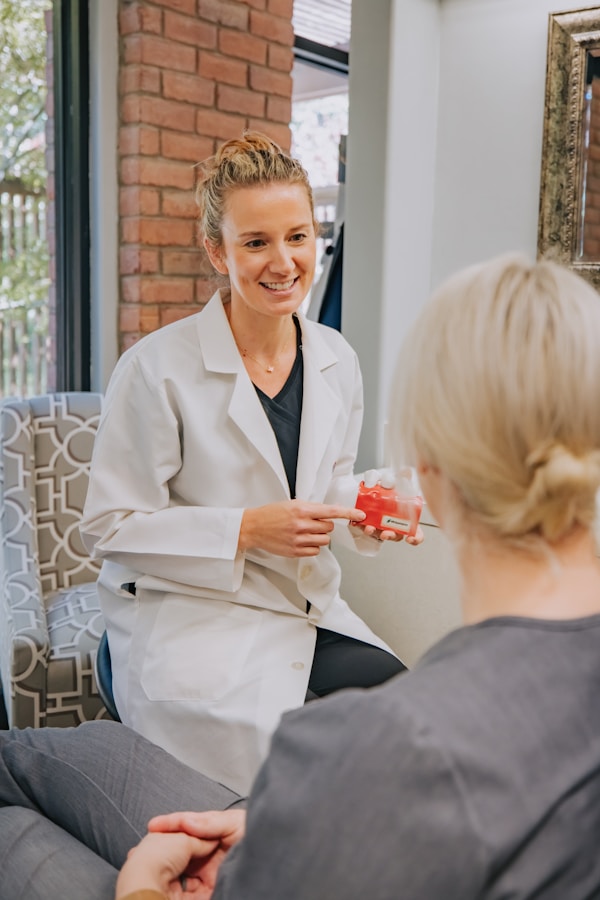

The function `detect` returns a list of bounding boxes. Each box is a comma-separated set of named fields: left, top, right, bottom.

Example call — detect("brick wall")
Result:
left=118, top=0, right=294, bottom=351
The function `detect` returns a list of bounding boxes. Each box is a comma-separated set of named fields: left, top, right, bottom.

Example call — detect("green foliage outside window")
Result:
left=0, top=0, right=51, bottom=395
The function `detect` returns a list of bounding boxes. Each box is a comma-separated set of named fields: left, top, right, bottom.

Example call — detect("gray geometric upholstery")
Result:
left=0, top=393, right=110, bottom=728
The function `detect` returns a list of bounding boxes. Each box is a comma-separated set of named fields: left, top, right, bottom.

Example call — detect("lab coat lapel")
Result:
left=198, top=292, right=289, bottom=495
left=295, top=318, right=341, bottom=499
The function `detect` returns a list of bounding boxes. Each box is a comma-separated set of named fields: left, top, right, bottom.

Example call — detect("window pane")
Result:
left=0, top=0, right=53, bottom=397
left=291, top=58, right=348, bottom=290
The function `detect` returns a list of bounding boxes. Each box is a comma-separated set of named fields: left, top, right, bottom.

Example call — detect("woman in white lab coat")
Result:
left=81, top=133, right=420, bottom=794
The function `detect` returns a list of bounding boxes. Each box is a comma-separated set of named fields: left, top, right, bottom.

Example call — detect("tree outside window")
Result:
left=0, top=0, right=52, bottom=397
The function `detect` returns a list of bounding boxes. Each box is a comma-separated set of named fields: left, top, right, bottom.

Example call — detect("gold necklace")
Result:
left=237, top=326, right=296, bottom=374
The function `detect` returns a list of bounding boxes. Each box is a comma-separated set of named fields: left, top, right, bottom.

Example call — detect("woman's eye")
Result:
left=289, top=233, right=306, bottom=243
left=245, top=239, right=265, bottom=249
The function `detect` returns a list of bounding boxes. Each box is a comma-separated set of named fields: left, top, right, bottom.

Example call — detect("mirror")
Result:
left=538, top=7, right=600, bottom=286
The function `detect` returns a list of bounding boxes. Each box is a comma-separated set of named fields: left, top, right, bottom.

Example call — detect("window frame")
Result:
left=52, top=0, right=91, bottom=391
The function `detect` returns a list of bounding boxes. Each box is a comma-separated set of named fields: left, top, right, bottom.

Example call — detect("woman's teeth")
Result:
left=262, top=279, right=295, bottom=290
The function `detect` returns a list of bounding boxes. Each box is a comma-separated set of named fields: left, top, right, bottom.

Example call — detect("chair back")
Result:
left=0, top=392, right=103, bottom=596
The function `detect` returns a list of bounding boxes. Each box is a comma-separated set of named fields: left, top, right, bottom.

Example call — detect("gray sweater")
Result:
left=215, top=614, right=600, bottom=899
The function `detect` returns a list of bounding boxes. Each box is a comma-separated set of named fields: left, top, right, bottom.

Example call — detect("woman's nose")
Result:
left=269, top=243, right=295, bottom=273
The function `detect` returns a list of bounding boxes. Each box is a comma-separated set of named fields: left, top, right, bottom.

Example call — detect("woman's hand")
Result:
left=115, top=810, right=247, bottom=900
left=115, top=831, right=218, bottom=899
left=239, top=501, right=366, bottom=557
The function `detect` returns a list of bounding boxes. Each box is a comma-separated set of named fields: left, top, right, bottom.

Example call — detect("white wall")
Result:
left=344, top=0, right=441, bottom=470
left=340, top=0, right=589, bottom=662
left=345, top=0, right=587, bottom=468
left=431, top=0, right=585, bottom=287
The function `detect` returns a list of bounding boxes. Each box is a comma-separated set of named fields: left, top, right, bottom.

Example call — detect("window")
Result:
left=291, top=0, right=350, bottom=319
left=0, top=0, right=90, bottom=399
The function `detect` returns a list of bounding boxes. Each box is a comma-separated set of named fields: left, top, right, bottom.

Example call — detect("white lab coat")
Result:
left=81, top=291, right=393, bottom=794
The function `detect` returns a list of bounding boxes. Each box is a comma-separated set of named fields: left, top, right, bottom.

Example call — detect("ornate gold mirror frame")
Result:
left=539, top=6, right=600, bottom=287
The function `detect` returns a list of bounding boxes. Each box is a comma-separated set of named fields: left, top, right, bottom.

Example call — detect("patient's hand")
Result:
left=115, top=810, right=246, bottom=900
left=358, top=523, right=425, bottom=546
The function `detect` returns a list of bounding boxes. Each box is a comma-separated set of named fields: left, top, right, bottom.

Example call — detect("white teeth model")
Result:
left=262, top=279, right=295, bottom=290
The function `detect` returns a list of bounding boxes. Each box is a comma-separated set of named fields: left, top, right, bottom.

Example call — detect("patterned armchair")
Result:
left=0, top=393, right=109, bottom=728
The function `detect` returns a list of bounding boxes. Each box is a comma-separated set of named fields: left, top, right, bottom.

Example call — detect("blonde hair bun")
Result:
left=196, top=131, right=315, bottom=247
left=391, top=253, right=600, bottom=547
left=510, top=444, right=600, bottom=541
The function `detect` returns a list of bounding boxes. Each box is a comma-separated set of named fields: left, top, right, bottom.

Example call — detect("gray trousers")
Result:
left=0, top=721, right=243, bottom=900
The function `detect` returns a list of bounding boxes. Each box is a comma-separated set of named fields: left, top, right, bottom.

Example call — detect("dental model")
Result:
left=353, top=469, right=423, bottom=538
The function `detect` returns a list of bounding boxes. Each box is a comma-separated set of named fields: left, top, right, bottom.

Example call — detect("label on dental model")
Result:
left=381, top=514, right=411, bottom=530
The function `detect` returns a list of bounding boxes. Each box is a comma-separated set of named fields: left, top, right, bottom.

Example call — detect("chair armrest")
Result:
left=0, top=574, right=50, bottom=728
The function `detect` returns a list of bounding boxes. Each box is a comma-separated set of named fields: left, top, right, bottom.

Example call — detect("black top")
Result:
left=254, top=317, right=303, bottom=498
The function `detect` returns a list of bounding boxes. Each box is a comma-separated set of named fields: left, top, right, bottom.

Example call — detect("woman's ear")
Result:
left=204, top=238, right=228, bottom=275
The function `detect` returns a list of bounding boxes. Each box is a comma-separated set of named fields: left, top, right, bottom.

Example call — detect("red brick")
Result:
left=162, top=71, right=215, bottom=106
left=266, top=94, right=291, bottom=123
left=198, top=52, right=248, bottom=87
left=240, top=0, right=267, bottom=9
left=219, top=30, right=267, bottom=65
left=164, top=11, right=217, bottom=49
left=139, top=96, right=197, bottom=133
left=120, top=64, right=161, bottom=95
left=122, top=276, right=141, bottom=303
left=119, top=3, right=162, bottom=35
left=268, top=0, right=293, bottom=16
left=119, top=3, right=142, bottom=35
left=161, top=130, right=214, bottom=163
left=250, top=64, right=292, bottom=97
left=250, top=10, right=293, bottom=45
left=140, top=276, right=194, bottom=304
left=119, top=305, right=142, bottom=332
left=123, top=34, right=143, bottom=64
left=149, top=0, right=196, bottom=12
left=162, top=188, right=199, bottom=218
left=140, top=305, right=161, bottom=332
left=119, top=125, right=161, bottom=156
left=198, top=0, right=249, bottom=29
left=120, top=157, right=194, bottom=190
left=121, top=94, right=142, bottom=124
left=162, top=249, right=210, bottom=275
left=137, top=35, right=197, bottom=73
left=218, top=84, right=265, bottom=118
left=196, top=277, right=223, bottom=303
left=120, top=246, right=160, bottom=274
left=139, top=217, right=195, bottom=246
left=267, top=42, right=293, bottom=73
left=121, top=333, right=142, bottom=352
left=196, top=108, right=246, bottom=141
left=138, top=157, right=195, bottom=189
left=247, top=118, right=290, bottom=149
left=122, top=218, right=142, bottom=243
left=119, top=186, right=161, bottom=216
left=160, top=306, right=200, bottom=326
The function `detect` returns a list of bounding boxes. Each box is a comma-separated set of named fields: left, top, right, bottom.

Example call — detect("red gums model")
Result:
left=353, top=474, right=423, bottom=538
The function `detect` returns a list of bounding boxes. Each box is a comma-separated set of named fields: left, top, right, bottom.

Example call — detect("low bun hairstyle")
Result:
left=195, top=131, right=316, bottom=247
left=391, top=253, right=600, bottom=545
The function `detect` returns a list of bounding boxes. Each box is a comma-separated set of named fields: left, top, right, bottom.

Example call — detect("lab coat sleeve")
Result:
left=80, top=354, right=244, bottom=592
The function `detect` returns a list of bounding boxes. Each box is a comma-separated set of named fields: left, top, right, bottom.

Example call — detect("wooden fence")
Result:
left=0, top=182, right=50, bottom=397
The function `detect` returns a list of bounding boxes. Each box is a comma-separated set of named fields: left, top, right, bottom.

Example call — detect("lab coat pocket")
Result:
left=140, top=596, right=260, bottom=703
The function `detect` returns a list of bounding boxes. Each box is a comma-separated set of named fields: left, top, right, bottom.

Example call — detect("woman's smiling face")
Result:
left=205, top=182, right=317, bottom=321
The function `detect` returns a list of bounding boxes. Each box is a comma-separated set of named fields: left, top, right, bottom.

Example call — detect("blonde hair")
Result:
left=195, top=131, right=316, bottom=247
left=391, top=253, right=600, bottom=545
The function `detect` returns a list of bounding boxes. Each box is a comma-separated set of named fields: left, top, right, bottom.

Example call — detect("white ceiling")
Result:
left=292, top=58, right=348, bottom=101
left=292, top=0, right=351, bottom=51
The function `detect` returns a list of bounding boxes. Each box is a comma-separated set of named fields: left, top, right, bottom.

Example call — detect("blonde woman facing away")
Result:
left=2, top=254, right=600, bottom=899
left=79, top=132, right=418, bottom=795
